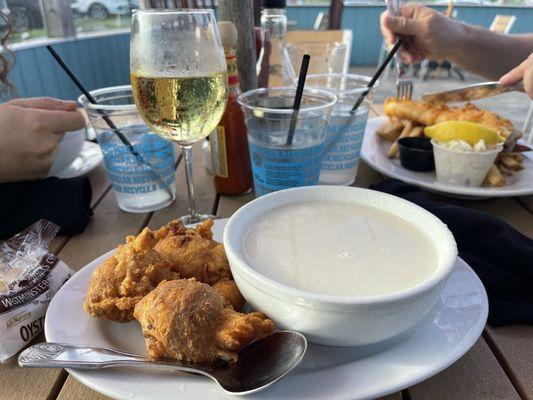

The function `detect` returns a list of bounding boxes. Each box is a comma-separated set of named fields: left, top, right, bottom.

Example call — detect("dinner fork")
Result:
left=387, top=0, right=413, bottom=100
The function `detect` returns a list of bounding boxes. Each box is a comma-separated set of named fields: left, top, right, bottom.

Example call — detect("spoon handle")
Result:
left=18, top=342, right=210, bottom=375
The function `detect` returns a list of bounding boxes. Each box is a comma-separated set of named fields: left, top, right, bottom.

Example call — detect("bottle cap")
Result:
left=218, top=21, right=238, bottom=49
left=263, top=0, right=286, bottom=9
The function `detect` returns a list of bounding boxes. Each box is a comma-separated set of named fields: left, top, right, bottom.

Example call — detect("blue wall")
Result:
left=8, top=5, right=533, bottom=100
left=287, top=5, right=533, bottom=66
left=9, top=33, right=130, bottom=100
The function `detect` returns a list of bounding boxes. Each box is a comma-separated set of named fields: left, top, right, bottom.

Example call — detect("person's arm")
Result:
left=380, top=5, right=533, bottom=80
left=0, top=97, right=86, bottom=183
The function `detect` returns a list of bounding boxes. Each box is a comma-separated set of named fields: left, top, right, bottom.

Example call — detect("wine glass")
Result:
left=130, top=9, right=227, bottom=224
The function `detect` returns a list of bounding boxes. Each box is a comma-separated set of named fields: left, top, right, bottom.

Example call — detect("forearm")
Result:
left=450, top=24, right=533, bottom=79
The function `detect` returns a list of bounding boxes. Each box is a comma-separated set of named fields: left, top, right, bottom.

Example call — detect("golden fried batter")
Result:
left=84, top=228, right=180, bottom=322
left=384, top=98, right=516, bottom=139
left=134, top=279, right=275, bottom=364
left=154, top=219, right=231, bottom=285
left=212, top=280, right=246, bottom=311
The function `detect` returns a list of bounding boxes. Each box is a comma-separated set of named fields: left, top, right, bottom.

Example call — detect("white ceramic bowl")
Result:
left=48, top=128, right=86, bottom=177
left=223, top=186, right=457, bottom=346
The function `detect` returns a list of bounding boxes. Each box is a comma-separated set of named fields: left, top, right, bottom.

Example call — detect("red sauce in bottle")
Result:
left=210, top=48, right=252, bottom=195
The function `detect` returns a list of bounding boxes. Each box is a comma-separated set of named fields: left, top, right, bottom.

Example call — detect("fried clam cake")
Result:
left=134, top=279, right=275, bottom=364
left=85, top=220, right=243, bottom=323
left=84, top=228, right=180, bottom=323
left=154, top=219, right=232, bottom=285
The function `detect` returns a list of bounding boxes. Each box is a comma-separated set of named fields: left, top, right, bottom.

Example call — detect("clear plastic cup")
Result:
left=285, top=42, right=348, bottom=83
left=432, top=140, right=501, bottom=187
left=79, top=85, right=176, bottom=212
left=237, top=87, right=337, bottom=197
left=303, top=74, right=376, bottom=186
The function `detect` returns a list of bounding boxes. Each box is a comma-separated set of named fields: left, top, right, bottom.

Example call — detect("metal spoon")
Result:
left=18, top=331, right=307, bottom=395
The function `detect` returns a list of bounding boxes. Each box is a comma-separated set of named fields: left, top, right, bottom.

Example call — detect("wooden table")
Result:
left=2, top=131, right=533, bottom=400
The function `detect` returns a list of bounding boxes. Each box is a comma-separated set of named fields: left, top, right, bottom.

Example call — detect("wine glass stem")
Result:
left=181, top=144, right=199, bottom=222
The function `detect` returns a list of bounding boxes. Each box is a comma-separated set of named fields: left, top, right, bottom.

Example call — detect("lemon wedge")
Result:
left=424, top=121, right=504, bottom=146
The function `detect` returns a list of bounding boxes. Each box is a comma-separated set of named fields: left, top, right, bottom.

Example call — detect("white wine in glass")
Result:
left=130, top=9, right=227, bottom=224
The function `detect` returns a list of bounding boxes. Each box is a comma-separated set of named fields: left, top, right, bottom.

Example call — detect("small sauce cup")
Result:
left=398, top=137, right=435, bottom=172
left=432, top=140, right=502, bottom=187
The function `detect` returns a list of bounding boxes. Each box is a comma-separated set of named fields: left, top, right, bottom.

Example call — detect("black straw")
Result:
left=350, top=39, right=402, bottom=114
left=46, top=45, right=173, bottom=198
left=286, top=54, right=310, bottom=146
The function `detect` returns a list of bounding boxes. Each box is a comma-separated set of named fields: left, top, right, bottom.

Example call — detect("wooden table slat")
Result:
left=485, top=325, right=533, bottom=399
left=0, top=357, right=66, bottom=400
left=409, top=339, right=521, bottom=400
left=56, top=376, right=110, bottom=400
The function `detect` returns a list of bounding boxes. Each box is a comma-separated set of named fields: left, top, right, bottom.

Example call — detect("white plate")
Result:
left=361, top=117, right=533, bottom=198
left=53, top=142, right=103, bottom=179
left=45, top=219, right=488, bottom=400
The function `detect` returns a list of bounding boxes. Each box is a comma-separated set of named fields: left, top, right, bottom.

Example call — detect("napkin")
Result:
left=370, top=179, right=533, bottom=327
left=0, top=177, right=93, bottom=240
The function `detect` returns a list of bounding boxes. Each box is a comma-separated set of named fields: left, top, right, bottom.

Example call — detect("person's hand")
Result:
left=0, top=97, right=86, bottom=183
left=380, top=4, right=464, bottom=64
left=500, top=54, right=533, bottom=99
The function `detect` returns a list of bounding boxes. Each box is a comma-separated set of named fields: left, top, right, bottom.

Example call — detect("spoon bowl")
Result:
left=18, top=331, right=307, bottom=395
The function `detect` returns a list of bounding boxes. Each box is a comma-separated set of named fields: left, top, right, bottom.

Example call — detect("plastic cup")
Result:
left=237, top=87, right=337, bottom=197
left=79, top=85, right=176, bottom=212
left=432, top=140, right=501, bottom=187
left=303, top=74, right=375, bottom=186
left=285, top=42, right=348, bottom=83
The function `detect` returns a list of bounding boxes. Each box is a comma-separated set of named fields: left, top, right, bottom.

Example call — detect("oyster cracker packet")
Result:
left=0, top=220, right=73, bottom=362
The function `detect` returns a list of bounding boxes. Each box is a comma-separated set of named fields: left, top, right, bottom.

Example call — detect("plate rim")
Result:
left=54, top=141, right=103, bottom=179
left=361, top=116, right=533, bottom=198
left=45, top=218, right=488, bottom=400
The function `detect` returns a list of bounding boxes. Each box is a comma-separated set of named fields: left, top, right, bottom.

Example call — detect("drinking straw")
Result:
left=350, top=40, right=401, bottom=114
left=46, top=45, right=173, bottom=198
left=286, top=54, right=310, bottom=146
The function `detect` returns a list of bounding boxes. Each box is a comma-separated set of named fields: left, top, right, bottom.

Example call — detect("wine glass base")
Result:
left=180, top=213, right=216, bottom=226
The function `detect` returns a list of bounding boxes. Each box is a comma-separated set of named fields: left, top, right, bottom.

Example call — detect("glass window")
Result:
left=3, top=0, right=46, bottom=43
left=72, top=0, right=136, bottom=34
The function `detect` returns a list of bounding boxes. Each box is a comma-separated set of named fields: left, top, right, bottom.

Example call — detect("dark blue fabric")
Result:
left=371, top=179, right=533, bottom=327
left=0, top=177, right=93, bottom=240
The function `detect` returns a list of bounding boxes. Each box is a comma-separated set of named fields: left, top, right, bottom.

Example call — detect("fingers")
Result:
left=523, top=58, right=533, bottom=99
left=33, top=108, right=86, bottom=133
left=500, top=55, right=533, bottom=99
left=383, top=14, right=420, bottom=38
left=380, top=11, right=396, bottom=46
left=8, top=97, right=78, bottom=111
left=500, top=58, right=527, bottom=86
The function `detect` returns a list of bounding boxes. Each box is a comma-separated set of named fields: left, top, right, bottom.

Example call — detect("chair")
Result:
left=419, top=0, right=464, bottom=82
left=490, top=15, right=516, bottom=34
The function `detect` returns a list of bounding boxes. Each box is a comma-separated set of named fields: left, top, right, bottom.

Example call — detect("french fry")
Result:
left=408, top=126, right=424, bottom=137
left=485, top=164, right=505, bottom=187
left=368, top=103, right=382, bottom=117
left=496, top=162, right=513, bottom=176
left=499, top=154, right=524, bottom=171
left=388, top=121, right=413, bottom=158
left=509, top=152, right=524, bottom=162
left=376, top=122, right=404, bottom=142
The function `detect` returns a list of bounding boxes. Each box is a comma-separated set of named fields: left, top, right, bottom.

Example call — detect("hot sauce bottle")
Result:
left=210, top=22, right=253, bottom=195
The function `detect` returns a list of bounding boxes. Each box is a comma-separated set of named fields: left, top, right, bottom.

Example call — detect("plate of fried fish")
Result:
left=361, top=98, right=533, bottom=198
left=45, top=218, right=489, bottom=400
